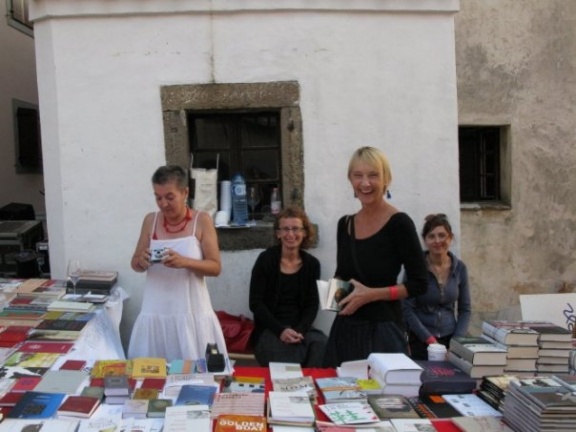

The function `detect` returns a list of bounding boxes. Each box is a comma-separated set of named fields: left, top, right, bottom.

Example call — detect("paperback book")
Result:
left=57, top=395, right=101, bottom=418
left=449, top=336, right=508, bottom=365
left=8, top=390, right=66, bottom=419
left=174, top=384, right=217, bottom=407
left=481, top=320, right=540, bottom=346
left=446, top=351, right=506, bottom=379
left=267, top=391, right=315, bottom=426
left=367, top=353, right=423, bottom=385
left=214, top=414, right=267, bottom=432
left=415, top=360, right=477, bottom=395
left=314, top=377, right=366, bottom=404
left=366, top=394, right=419, bottom=419
left=319, top=401, right=379, bottom=425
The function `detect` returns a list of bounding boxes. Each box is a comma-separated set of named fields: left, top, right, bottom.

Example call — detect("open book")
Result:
left=316, top=279, right=353, bottom=311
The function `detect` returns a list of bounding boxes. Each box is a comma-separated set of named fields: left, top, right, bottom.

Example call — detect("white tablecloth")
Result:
left=56, top=287, right=129, bottom=362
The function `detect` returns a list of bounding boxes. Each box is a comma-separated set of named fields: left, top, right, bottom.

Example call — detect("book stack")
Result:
left=314, top=376, right=366, bottom=404
left=14, top=278, right=67, bottom=299
left=502, top=376, right=576, bottom=432
left=367, top=353, right=423, bottom=397
left=447, top=335, right=507, bottom=379
left=477, top=374, right=522, bottom=413
left=267, top=390, right=316, bottom=427
left=103, top=374, right=131, bottom=404
left=482, top=320, right=540, bottom=374
left=522, top=321, right=572, bottom=374
left=66, top=270, right=118, bottom=294
left=415, top=360, right=477, bottom=396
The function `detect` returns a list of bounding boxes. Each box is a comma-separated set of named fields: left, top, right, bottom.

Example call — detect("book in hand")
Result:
left=319, top=401, right=379, bottom=425
left=214, top=414, right=267, bottom=432
left=267, top=391, right=315, bottom=426
left=57, top=395, right=100, bottom=418
left=317, top=279, right=353, bottom=311
left=367, top=394, right=419, bottom=419
left=415, top=360, right=477, bottom=395
left=367, top=353, right=423, bottom=385
left=8, top=390, right=66, bottom=419
left=449, top=336, right=508, bottom=365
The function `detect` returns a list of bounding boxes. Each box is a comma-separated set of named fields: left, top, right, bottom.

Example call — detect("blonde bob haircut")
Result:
left=347, top=146, right=393, bottom=187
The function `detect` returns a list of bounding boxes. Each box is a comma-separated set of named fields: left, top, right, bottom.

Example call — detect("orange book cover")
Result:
left=215, top=414, right=267, bottom=432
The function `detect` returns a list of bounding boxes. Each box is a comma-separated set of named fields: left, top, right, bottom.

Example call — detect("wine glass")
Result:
left=247, top=186, right=261, bottom=226
left=67, top=259, right=82, bottom=295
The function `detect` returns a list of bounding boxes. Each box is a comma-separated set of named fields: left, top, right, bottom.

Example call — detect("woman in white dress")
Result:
left=128, top=165, right=227, bottom=361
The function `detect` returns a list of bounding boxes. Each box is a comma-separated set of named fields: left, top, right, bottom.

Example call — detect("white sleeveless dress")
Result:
left=127, top=212, right=227, bottom=361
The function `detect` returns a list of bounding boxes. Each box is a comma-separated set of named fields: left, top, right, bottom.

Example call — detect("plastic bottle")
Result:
left=271, top=187, right=281, bottom=215
left=231, top=173, right=248, bottom=225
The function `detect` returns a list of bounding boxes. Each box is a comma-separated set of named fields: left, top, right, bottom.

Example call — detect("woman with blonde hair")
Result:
left=323, top=146, right=428, bottom=367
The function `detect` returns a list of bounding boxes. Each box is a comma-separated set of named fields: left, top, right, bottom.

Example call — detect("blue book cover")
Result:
left=174, top=384, right=217, bottom=406
left=8, top=390, right=66, bottom=418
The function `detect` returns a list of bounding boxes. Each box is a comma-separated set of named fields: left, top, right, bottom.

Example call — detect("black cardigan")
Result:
left=249, top=245, right=321, bottom=343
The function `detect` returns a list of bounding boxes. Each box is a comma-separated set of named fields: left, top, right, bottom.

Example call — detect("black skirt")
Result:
left=323, top=315, right=408, bottom=368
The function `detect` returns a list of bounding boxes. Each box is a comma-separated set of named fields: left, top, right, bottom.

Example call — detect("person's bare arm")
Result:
left=130, top=213, right=155, bottom=272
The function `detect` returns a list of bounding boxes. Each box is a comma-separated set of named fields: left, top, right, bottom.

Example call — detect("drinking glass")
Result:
left=67, top=259, right=82, bottom=295
left=247, top=186, right=261, bottom=226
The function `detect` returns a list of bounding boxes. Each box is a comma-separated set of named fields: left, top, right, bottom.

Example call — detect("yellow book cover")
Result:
left=4, top=351, right=60, bottom=368
left=132, top=388, right=160, bottom=400
left=131, top=357, right=167, bottom=379
left=91, top=359, right=129, bottom=377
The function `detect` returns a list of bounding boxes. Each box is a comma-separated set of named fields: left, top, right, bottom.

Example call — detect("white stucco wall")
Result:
left=30, top=0, right=460, bottom=350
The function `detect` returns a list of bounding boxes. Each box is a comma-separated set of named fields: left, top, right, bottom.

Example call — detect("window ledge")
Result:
left=217, top=222, right=275, bottom=251
left=460, top=202, right=511, bottom=211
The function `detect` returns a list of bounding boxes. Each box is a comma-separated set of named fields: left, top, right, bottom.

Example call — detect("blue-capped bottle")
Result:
left=231, top=173, right=248, bottom=225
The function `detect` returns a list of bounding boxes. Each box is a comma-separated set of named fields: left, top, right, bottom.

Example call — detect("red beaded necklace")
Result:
left=163, top=208, right=192, bottom=233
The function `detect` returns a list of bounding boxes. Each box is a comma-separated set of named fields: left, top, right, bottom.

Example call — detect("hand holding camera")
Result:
left=150, top=247, right=168, bottom=263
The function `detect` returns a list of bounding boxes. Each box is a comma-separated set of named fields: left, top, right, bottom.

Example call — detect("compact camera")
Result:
left=150, top=247, right=167, bottom=263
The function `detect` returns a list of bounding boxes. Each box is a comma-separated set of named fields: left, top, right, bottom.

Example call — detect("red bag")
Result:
left=215, top=310, right=255, bottom=354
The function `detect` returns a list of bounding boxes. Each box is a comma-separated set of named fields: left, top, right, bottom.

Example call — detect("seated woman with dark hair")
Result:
left=403, top=213, right=471, bottom=360
left=249, top=207, right=327, bottom=367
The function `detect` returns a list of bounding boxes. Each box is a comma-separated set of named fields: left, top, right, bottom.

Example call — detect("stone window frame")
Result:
left=459, top=124, right=512, bottom=211
left=160, top=81, right=304, bottom=250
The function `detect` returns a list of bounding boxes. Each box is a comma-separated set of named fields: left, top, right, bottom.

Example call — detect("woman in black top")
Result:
left=249, top=207, right=327, bottom=367
left=323, top=146, right=428, bottom=367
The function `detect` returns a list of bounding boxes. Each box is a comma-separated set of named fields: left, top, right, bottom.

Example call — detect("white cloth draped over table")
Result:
left=127, top=217, right=227, bottom=362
